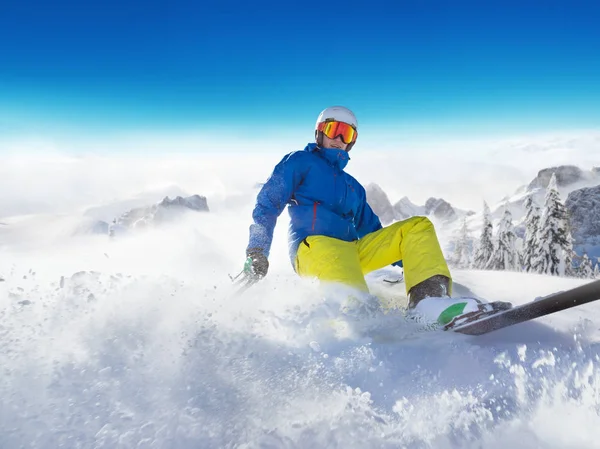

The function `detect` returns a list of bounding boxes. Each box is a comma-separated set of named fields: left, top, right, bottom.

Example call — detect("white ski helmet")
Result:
left=315, top=106, right=358, bottom=150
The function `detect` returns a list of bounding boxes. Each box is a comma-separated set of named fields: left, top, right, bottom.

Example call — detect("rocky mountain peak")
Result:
left=365, top=184, right=460, bottom=224
left=393, top=197, right=425, bottom=220
left=424, top=197, right=457, bottom=222
left=565, top=185, right=600, bottom=248
left=528, top=165, right=587, bottom=190
left=365, top=183, right=395, bottom=224
left=107, top=194, right=209, bottom=237
left=158, top=195, right=209, bottom=212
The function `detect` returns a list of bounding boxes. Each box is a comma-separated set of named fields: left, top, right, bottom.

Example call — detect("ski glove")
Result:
left=245, top=248, right=269, bottom=279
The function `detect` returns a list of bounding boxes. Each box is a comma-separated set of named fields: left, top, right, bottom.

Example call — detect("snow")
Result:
left=2, top=219, right=600, bottom=448
left=1, top=146, right=600, bottom=448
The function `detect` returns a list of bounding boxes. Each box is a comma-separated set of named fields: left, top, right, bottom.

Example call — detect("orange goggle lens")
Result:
left=317, top=120, right=357, bottom=144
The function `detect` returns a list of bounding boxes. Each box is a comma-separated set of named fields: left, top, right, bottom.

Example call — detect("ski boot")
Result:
left=407, top=275, right=512, bottom=327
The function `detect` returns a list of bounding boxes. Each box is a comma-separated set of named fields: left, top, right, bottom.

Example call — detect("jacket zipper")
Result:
left=312, top=202, right=319, bottom=231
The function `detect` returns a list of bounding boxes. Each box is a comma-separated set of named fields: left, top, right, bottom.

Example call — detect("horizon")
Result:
left=1, top=129, right=599, bottom=223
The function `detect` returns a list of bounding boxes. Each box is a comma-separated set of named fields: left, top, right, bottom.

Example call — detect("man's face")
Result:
left=322, top=134, right=349, bottom=151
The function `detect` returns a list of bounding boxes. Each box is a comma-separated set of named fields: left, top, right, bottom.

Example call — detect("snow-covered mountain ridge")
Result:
left=366, top=164, right=600, bottom=262
left=527, top=165, right=599, bottom=190
left=565, top=185, right=600, bottom=255
left=365, top=183, right=473, bottom=226
left=487, top=165, right=600, bottom=260
left=81, top=194, right=210, bottom=237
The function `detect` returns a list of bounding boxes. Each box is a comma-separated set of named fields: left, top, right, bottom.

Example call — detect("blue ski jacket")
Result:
left=247, top=143, right=383, bottom=267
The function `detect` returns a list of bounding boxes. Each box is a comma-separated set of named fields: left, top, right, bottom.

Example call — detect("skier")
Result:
left=242, top=106, right=510, bottom=324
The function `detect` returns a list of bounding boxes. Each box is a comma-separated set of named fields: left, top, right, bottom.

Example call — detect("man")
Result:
left=243, top=106, right=509, bottom=324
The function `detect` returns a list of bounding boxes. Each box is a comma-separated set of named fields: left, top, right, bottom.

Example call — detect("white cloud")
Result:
left=1, top=128, right=599, bottom=222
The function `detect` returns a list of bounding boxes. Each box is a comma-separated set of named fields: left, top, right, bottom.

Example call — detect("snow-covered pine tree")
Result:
left=486, top=206, right=520, bottom=271
left=594, top=262, right=599, bottom=279
left=451, top=217, right=472, bottom=268
left=522, top=195, right=541, bottom=272
left=472, top=201, right=494, bottom=269
left=579, top=252, right=594, bottom=279
left=531, top=173, right=574, bottom=276
left=563, top=232, right=576, bottom=277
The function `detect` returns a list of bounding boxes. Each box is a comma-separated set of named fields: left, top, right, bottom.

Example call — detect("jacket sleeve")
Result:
left=354, top=184, right=382, bottom=239
left=247, top=152, right=305, bottom=258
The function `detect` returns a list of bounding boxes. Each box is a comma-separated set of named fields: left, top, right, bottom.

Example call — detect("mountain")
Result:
left=393, top=197, right=425, bottom=221
left=110, top=195, right=209, bottom=235
left=424, top=197, right=458, bottom=222
left=363, top=164, right=600, bottom=263
left=497, top=165, right=600, bottom=220
left=457, top=164, right=600, bottom=263
left=565, top=185, right=600, bottom=258
left=363, top=167, right=600, bottom=263
left=527, top=165, right=599, bottom=190
left=365, top=183, right=469, bottom=225
left=73, top=194, right=211, bottom=237
left=364, top=183, right=395, bottom=224
left=83, top=184, right=191, bottom=223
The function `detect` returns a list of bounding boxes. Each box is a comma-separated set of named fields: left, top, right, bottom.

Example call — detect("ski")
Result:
left=447, top=279, right=600, bottom=335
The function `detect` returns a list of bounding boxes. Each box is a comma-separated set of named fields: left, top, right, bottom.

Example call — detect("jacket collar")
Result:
left=304, top=143, right=350, bottom=170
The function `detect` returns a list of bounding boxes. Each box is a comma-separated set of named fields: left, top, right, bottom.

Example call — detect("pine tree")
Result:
left=531, top=173, right=573, bottom=276
left=451, top=217, right=472, bottom=268
left=486, top=206, right=520, bottom=271
left=472, top=201, right=494, bottom=269
left=563, top=232, right=576, bottom=277
left=522, top=195, right=541, bottom=272
left=579, top=252, right=594, bottom=279
left=594, top=262, right=599, bottom=279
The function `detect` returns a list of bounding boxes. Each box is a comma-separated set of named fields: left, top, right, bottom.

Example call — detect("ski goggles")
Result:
left=317, top=120, right=358, bottom=144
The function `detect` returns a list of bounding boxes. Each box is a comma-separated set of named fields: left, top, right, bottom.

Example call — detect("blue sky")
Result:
left=1, top=0, right=599, bottom=145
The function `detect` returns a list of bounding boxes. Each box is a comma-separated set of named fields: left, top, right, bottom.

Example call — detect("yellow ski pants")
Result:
left=295, top=216, right=452, bottom=295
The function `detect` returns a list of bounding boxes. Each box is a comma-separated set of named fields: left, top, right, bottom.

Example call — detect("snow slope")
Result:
left=1, top=138, right=599, bottom=448
left=1, top=211, right=599, bottom=449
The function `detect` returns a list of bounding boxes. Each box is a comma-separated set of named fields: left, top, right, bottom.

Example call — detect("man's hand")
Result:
left=245, top=248, right=269, bottom=279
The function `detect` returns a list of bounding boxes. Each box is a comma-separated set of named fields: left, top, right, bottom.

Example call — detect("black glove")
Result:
left=245, top=248, right=269, bottom=279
